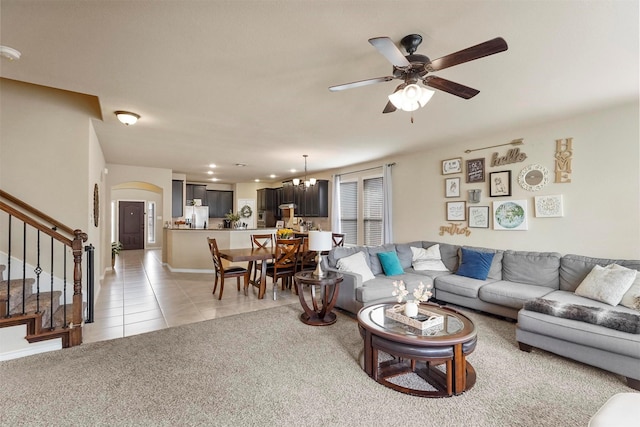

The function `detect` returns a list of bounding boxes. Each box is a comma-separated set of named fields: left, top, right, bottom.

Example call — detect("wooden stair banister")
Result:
left=0, top=189, right=88, bottom=349
left=0, top=189, right=75, bottom=236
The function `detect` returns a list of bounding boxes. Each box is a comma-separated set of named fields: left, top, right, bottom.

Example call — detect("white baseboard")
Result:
left=0, top=339, right=62, bottom=361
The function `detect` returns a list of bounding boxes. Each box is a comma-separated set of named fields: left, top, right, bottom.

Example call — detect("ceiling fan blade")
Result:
left=368, top=37, right=411, bottom=67
left=382, top=100, right=397, bottom=114
left=426, top=37, right=508, bottom=72
left=424, top=76, right=480, bottom=99
left=329, top=76, right=393, bottom=92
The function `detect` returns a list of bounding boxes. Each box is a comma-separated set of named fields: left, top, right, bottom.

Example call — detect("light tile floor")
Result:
left=83, top=249, right=297, bottom=343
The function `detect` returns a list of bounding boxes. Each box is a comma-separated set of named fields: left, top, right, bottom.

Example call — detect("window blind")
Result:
left=363, top=177, right=383, bottom=246
left=340, top=181, right=358, bottom=245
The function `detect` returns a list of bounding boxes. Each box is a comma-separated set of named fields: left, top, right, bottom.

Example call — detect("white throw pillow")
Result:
left=574, top=264, right=637, bottom=306
left=336, top=251, right=375, bottom=282
left=411, top=245, right=449, bottom=272
left=620, top=273, right=640, bottom=311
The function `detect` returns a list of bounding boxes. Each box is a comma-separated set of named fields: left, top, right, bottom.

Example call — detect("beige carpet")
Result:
left=1, top=304, right=633, bottom=426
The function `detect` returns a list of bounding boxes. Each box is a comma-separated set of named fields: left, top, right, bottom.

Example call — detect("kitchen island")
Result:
left=163, top=228, right=278, bottom=272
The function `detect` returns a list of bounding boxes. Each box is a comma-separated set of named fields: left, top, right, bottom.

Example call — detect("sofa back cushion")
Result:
left=366, top=244, right=397, bottom=276
left=560, top=254, right=640, bottom=292
left=502, top=250, right=561, bottom=289
left=396, top=241, right=423, bottom=269
left=328, top=246, right=369, bottom=269
left=423, top=241, right=460, bottom=272
left=461, top=245, right=504, bottom=280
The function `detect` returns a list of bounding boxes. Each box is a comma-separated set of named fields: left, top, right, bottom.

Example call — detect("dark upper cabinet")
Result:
left=172, top=180, right=184, bottom=217
left=206, top=190, right=233, bottom=218
left=257, top=188, right=277, bottom=211
left=282, top=179, right=328, bottom=217
left=186, top=184, right=207, bottom=206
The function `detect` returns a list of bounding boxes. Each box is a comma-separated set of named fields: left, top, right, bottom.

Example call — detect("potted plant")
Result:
left=224, top=211, right=241, bottom=228
left=111, top=241, right=123, bottom=268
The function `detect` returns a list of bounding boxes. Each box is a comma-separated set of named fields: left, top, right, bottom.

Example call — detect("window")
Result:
left=147, top=201, right=156, bottom=244
left=339, top=175, right=383, bottom=246
left=340, top=181, right=358, bottom=245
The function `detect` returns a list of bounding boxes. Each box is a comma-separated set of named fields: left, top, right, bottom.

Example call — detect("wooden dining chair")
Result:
left=250, top=233, right=274, bottom=284
left=296, top=236, right=317, bottom=273
left=332, top=233, right=345, bottom=247
left=207, top=237, right=250, bottom=300
left=266, top=238, right=301, bottom=292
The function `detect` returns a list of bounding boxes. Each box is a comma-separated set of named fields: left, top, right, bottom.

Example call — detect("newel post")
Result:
left=70, top=229, right=88, bottom=346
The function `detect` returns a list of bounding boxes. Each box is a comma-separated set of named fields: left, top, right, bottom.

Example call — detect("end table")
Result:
left=294, top=270, right=343, bottom=326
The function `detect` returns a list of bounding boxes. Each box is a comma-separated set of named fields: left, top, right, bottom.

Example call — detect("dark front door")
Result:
left=119, top=201, right=145, bottom=250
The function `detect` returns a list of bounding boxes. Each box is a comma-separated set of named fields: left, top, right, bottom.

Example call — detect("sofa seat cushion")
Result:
left=517, top=290, right=640, bottom=358
left=406, top=268, right=452, bottom=280
left=434, top=274, right=496, bottom=299
left=479, top=280, right=555, bottom=309
left=356, top=273, right=433, bottom=304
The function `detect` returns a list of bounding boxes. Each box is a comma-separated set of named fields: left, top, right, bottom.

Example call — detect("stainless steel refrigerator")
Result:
left=184, top=206, right=209, bottom=229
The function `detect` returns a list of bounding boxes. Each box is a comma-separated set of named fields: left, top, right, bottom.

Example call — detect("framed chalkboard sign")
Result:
left=466, top=158, right=485, bottom=183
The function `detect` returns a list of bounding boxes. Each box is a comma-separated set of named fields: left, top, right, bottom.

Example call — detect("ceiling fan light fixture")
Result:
left=115, top=111, right=140, bottom=125
left=388, top=84, right=434, bottom=112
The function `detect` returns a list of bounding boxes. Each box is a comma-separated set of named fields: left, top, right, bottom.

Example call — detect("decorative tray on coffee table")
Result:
left=385, top=305, right=444, bottom=330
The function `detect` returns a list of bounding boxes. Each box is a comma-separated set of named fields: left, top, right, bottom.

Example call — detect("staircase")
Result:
left=1, top=189, right=89, bottom=355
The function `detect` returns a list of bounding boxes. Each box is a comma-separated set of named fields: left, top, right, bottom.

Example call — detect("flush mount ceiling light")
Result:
left=0, top=45, right=21, bottom=61
left=114, top=111, right=140, bottom=125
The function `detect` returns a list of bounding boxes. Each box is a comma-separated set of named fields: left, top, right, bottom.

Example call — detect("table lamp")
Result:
left=308, top=231, right=332, bottom=277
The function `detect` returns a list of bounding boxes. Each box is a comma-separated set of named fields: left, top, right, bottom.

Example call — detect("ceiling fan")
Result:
left=329, top=34, right=508, bottom=114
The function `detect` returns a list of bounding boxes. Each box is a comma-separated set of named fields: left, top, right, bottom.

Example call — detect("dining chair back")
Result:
left=332, top=233, right=345, bottom=247
left=267, top=238, right=301, bottom=291
left=296, top=236, right=317, bottom=273
left=250, top=233, right=274, bottom=283
left=207, top=237, right=250, bottom=300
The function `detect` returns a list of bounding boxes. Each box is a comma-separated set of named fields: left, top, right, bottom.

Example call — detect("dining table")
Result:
left=217, top=246, right=275, bottom=299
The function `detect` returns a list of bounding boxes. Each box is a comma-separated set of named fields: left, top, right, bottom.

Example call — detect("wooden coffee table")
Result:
left=357, top=302, right=477, bottom=397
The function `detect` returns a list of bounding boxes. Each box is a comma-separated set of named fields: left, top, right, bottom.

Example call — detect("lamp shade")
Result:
left=308, top=231, right=332, bottom=251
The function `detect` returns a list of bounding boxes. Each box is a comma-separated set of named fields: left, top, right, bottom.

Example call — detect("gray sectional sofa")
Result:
left=325, top=241, right=640, bottom=389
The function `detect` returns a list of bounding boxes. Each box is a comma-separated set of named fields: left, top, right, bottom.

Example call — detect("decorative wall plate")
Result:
left=93, top=183, right=99, bottom=227
left=518, top=164, right=549, bottom=191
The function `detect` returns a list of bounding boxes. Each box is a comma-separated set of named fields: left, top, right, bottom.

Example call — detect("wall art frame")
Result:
left=534, top=194, right=564, bottom=217
left=442, top=157, right=462, bottom=175
left=468, top=206, right=490, bottom=228
left=466, top=158, right=485, bottom=183
left=493, top=200, right=528, bottom=231
left=445, top=177, right=461, bottom=198
left=446, top=201, right=466, bottom=221
left=489, top=170, right=512, bottom=197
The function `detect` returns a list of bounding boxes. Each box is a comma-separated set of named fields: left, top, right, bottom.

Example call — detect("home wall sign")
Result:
left=518, top=164, right=550, bottom=191
left=554, top=137, right=573, bottom=183
left=490, top=147, right=527, bottom=167
left=442, top=158, right=462, bottom=175
left=439, top=223, right=471, bottom=237
left=466, top=158, right=485, bottom=183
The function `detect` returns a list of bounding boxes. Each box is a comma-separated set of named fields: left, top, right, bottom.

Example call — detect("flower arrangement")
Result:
left=277, top=228, right=294, bottom=239
left=392, top=280, right=433, bottom=303
left=225, top=211, right=241, bottom=222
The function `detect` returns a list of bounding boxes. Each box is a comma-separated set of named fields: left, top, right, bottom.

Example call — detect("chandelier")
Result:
left=292, top=155, right=316, bottom=188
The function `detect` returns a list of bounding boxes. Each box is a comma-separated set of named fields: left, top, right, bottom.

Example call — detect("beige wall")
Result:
left=330, top=102, right=639, bottom=259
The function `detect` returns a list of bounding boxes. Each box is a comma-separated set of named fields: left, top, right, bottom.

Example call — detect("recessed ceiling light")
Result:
left=210, top=178, right=218, bottom=182
left=269, top=174, right=276, bottom=179
left=207, top=171, right=214, bottom=175
left=0, top=45, right=21, bottom=61
left=235, top=163, right=247, bottom=167
left=290, top=169, right=296, bottom=173
left=254, top=179, right=260, bottom=182
left=209, top=163, right=216, bottom=168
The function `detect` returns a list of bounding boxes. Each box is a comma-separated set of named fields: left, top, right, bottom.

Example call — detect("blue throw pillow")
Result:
left=456, top=248, right=495, bottom=280
left=377, top=251, right=404, bottom=276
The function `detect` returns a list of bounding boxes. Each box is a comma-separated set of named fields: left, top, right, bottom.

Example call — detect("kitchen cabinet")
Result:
left=256, top=188, right=277, bottom=211
left=172, top=180, right=184, bottom=217
left=282, top=179, right=329, bottom=217
left=206, top=190, right=233, bottom=218
left=186, top=184, right=207, bottom=206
